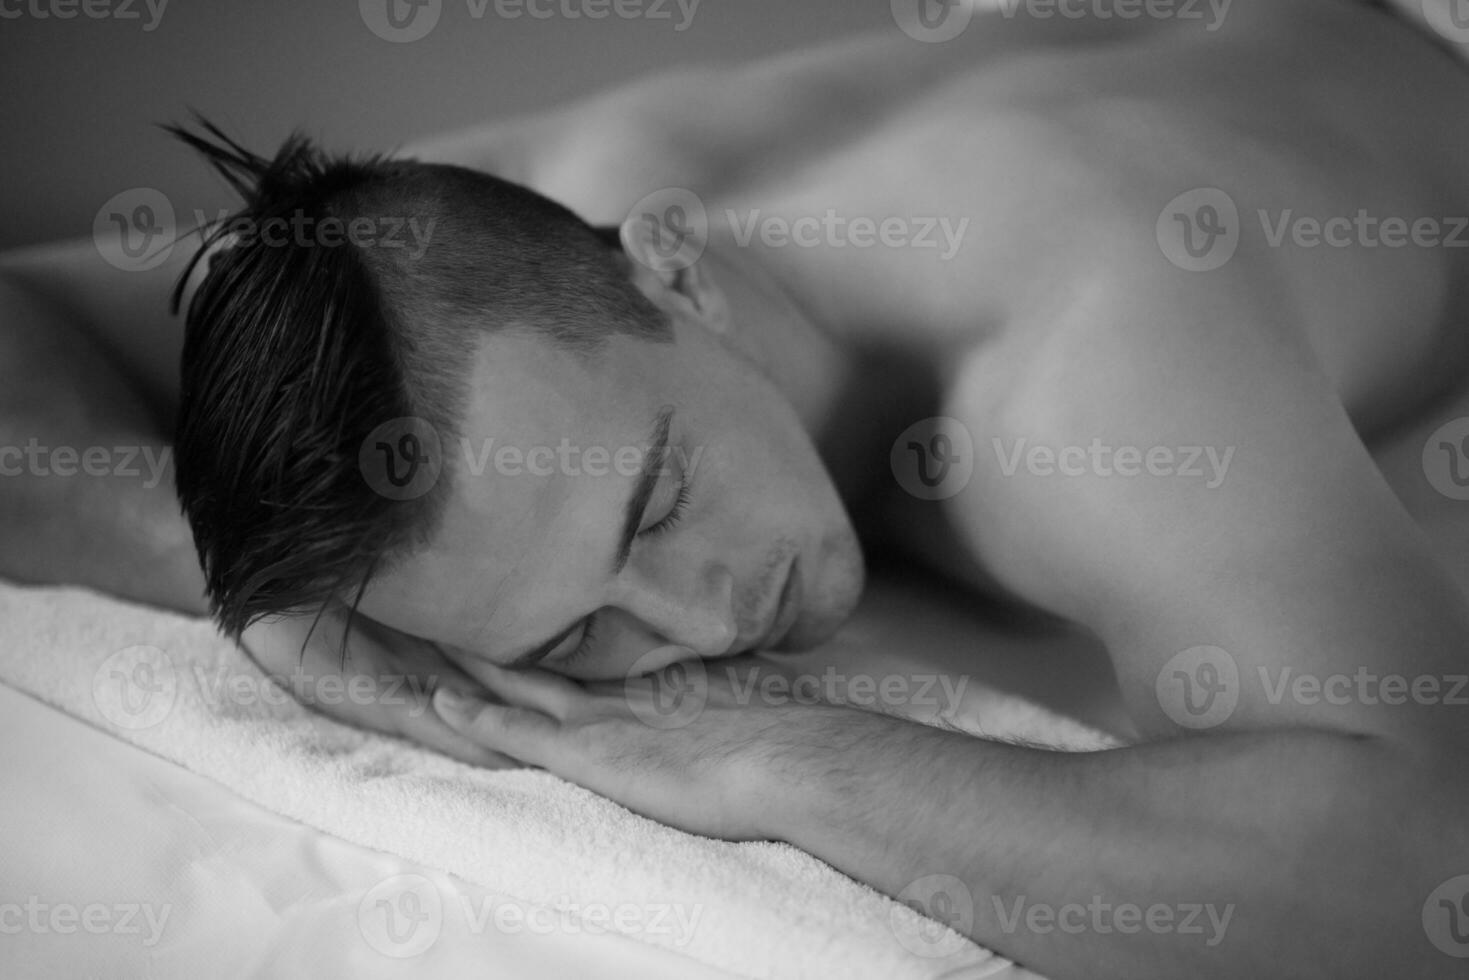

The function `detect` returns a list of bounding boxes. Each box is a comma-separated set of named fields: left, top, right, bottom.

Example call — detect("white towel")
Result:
left=0, top=579, right=1117, bottom=979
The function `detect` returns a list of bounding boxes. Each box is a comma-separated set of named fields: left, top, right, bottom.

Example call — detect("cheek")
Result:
left=691, top=413, right=837, bottom=535
left=662, top=326, right=811, bottom=468
left=356, top=572, right=451, bottom=642
left=669, top=321, right=783, bottom=415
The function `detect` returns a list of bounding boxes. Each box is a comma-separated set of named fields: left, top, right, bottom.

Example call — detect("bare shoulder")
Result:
left=0, top=234, right=202, bottom=414
left=938, top=255, right=1469, bottom=744
left=397, top=31, right=931, bottom=221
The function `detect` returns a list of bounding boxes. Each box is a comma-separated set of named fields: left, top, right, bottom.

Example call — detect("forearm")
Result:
left=0, top=276, right=207, bottom=614
left=757, top=716, right=1465, bottom=980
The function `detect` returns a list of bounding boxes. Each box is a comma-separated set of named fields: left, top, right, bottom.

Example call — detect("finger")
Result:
left=407, top=722, right=526, bottom=770
left=393, top=692, right=528, bottom=769
left=442, top=653, right=585, bottom=720
left=293, top=662, right=526, bottom=768
left=362, top=659, right=531, bottom=769
left=433, top=688, right=562, bottom=767
left=240, top=615, right=525, bottom=768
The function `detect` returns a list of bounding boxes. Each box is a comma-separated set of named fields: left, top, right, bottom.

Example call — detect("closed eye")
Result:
left=553, top=467, right=694, bottom=667
left=559, top=614, right=601, bottom=667
left=640, top=469, right=692, bottom=537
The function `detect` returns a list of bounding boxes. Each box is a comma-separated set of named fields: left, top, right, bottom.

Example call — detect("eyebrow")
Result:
left=502, top=406, right=675, bottom=670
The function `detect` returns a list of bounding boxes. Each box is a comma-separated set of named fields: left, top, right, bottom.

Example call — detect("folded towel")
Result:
left=0, top=579, right=1116, bottom=979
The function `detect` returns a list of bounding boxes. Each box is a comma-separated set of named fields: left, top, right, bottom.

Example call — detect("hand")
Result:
left=430, top=652, right=892, bottom=840
left=239, top=602, right=521, bottom=768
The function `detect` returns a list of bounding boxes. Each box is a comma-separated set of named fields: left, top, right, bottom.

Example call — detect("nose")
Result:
left=607, top=563, right=738, bottom=656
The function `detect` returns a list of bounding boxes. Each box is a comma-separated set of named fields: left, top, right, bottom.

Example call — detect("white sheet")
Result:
left=0, top=683, right=737, bottom=980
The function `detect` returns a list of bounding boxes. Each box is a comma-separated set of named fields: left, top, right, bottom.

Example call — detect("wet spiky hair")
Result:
left=164, top=113, right=669, bottom=638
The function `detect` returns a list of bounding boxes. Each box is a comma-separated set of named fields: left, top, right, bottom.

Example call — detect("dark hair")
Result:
left=166, top=115, right=670, bottom=639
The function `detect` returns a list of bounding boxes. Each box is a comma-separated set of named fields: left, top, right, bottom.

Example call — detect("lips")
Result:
left=760, top=555, right=803, bottom=651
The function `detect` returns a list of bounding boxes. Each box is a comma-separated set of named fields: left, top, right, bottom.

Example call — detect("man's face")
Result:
left=359, top=307, right=864, bottom=680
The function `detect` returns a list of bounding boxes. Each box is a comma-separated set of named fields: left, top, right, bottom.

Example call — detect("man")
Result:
left=2, top=1, right=1467, bottom=976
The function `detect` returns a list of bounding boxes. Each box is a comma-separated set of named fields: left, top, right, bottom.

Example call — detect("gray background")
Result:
left=0, top=0, right=892, bottom=251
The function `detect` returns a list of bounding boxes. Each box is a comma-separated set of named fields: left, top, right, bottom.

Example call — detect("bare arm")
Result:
left=765, top=266, right=1469, bottom=979
left=0, top=244, right=206, bottom=613
left=428, top=247, right=1469, bottom=978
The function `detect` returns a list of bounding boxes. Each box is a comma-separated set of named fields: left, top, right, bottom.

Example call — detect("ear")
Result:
left=618, top=212, right=731, bottom=335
